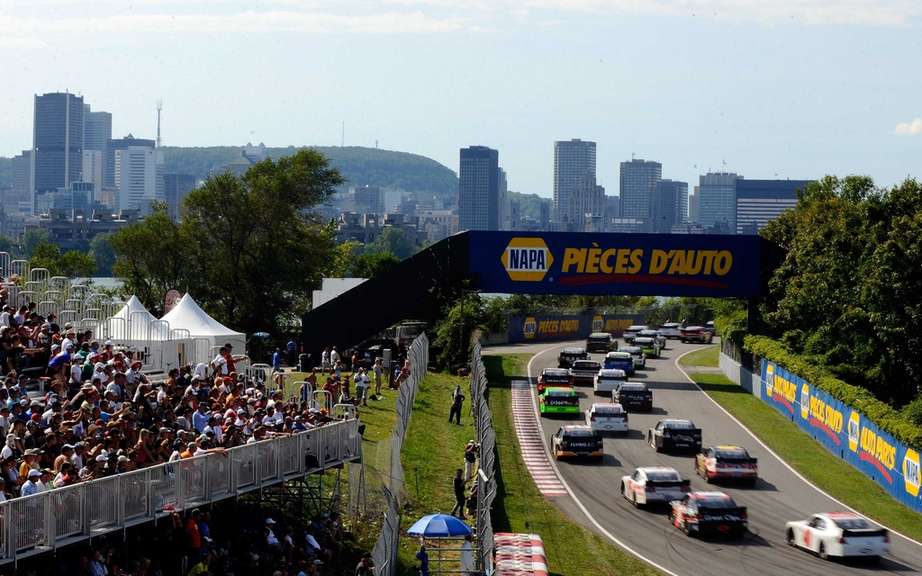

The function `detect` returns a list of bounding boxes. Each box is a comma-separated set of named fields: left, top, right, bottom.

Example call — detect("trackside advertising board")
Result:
left=468, top=232, right=764, bottom=297
left=760, top=359, right=922, bottom=513
left=507, top=312, right=645, bottom=343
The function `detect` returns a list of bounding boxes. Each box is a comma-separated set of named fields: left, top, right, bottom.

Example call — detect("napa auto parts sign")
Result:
left=761, top=359, right=922, bottom=512
left=469, top=232, right=764, bottom=297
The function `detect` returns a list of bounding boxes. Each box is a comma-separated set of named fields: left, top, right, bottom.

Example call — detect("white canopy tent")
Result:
left=160, top=293, right=246, bottom=352
left=106, top=295, right=163, bottom=341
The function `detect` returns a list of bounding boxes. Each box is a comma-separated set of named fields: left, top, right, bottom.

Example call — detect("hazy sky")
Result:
left=2, top=0, right=921, bottom=196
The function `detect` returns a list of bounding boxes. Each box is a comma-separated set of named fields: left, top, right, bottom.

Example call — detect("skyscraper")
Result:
left=689, top=186, right=700, bottom=223
left=458, top=146, right=500, bottom=231
left=32, top=92, right=85, bottom=212
left=497, top=168, right=509, bottom=230
left=571, top=183, right=606, bottom=232
left=735, top=179, right=812, bottom=234
left=698, top=172, right=740, bottom=232
left=619, top=158, right=662, bottom=220
left=553, top=139, right=596, bottom=226
left=650, top=180, right=688, bottom=233
left=164, top=173, right=197, bottom=222
left=115, top=146, right=159, bottom=213
left=84, top=106, right=112, bottom=196
left=107, top=135, right=155, bottom=189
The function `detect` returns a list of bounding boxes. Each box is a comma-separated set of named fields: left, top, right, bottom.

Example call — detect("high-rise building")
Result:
left=163, top=173, right=197, bottom=222
left=689, top=186, right=700, bottom=223
left=698, top=172, right=740, bottom=232
left=32, top=92, right=85, bottom=212
left=571, top=183, right=606, bottom=232
left=107, top=135, right=155, bottom=189
left=12, top=151, right=32, bottom=197
left=619, top=158, right=662, bottom=220
left=354, top=185, right=385, bottom=215
left=735, top=179, right=812, bottom=234
left=497, top=168, right=509, bottom=230
left=458, top=146, right=500, bottom=231
left=82, top=150, right=104, bottom=200
left=115, top=146, right=159, bottom=213
left=84, top=106, right=112, bottom=184
left=650, top=180, right=689, bottom=233
left=553, top=139, right=596, bottom=226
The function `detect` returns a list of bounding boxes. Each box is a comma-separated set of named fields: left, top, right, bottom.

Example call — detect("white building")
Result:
left=82, top=150, right=104, bottom=201
left=115, top=146, right=159, bottom=213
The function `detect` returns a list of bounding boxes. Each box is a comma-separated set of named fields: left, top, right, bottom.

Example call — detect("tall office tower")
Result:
left=497, top=168, right=509, bottom=230
left=84, top=106, right=112, bottom=183
left=115, top=146, right=159, bottom=213
left=735, top=179, right=812, bottom=234
left=553, top=139, right=596, bottom=226
left=619, top=158, right=662, bottom=220
left=82, top=150, right=104, bottom=199
left=354, top=185, right=385, bottom=215
left=571, top=183, right=606, bottom=232
left=32, top=92, right=85, bottom=212
left=458, top=146, right=500, bottom=231
left=650, top=179, right=689, bottom=233
left=698, top=172, right=740, bottom=232
left=107, top=135, right=155, bottom=189
left=163, top=173, right=197, bottom=222
left=689, top=186, right=700, bottom=223
left=538, top=199, right=550, bottom=228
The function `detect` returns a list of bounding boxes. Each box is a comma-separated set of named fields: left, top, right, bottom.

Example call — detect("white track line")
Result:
left=525, top=345, right=682, bottom=576
left=674, top=347, right=922, bottom=549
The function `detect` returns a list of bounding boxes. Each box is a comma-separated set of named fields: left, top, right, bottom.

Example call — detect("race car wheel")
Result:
left=818, top=543, right=828, bottom=560
left=786, top=529, right=795, bottom=547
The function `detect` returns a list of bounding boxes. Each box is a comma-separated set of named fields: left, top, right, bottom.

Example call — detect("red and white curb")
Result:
left=511, top=379, right=567, bottom=497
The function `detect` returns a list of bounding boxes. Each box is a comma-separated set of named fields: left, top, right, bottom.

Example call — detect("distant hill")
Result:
left=0, top=145, right=460, bottom=197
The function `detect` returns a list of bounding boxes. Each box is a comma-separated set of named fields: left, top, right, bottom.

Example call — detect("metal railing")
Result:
left=470, top=340, right=497, bottom=574
left=371, top=333, right=429, bottom=576
left=0, top=418, right=361, bottom=565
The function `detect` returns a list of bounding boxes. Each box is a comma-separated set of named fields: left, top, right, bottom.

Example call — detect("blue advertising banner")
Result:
left=759, top=359, right=922, bottom=513
left=507, top=312, right=644, bottom=344
left=467, top=231, right=764, bottom=297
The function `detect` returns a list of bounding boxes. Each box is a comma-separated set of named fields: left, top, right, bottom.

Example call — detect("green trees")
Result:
left=110, top=150, right=343, bottom=334
left=27, top=241, right=96, bottom=278
left=756, top=176, right=922, bottom=404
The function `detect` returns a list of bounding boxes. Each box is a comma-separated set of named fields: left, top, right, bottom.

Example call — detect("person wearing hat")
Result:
left=38, top=468, right=54, bottom=492
left=20, top=468, right=43, bottom=496
left=19, top=448, right=41, bottom=481
left=54, top=443, right=75, bottom=472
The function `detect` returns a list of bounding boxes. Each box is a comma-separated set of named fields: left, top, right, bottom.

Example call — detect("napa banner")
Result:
left=507, top=312, right=644, bottom=343
left=467, top=231, right=766, bottom=297
left=760, top=359, right=922, bottom=513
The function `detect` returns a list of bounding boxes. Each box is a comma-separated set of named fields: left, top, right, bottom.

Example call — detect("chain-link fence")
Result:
left=470, top=340, right=496, bottom=574
left=372, top=333, right=430, bottom=576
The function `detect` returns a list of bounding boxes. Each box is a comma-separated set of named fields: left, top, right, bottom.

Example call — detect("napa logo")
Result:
left=502, top=237, right=554, bottom=281
left=522, top=316, right=538, bottom=339
left=764, top=363, right=775, bottom=398
left=592, top=315, right=604, bottom=332
left=799, top=383, right=810, bottom=421
left=903, top=449, right=921, bottom=498
left=848, top=412, right=860, bottom=453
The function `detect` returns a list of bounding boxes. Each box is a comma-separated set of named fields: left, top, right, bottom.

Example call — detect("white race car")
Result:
left=785, top=513, right=889, bottom=560
left=620, top=466, right=689, bottom=507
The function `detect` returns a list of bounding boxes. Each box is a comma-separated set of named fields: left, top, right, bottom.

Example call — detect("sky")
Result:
left=1, top=0, right=921, bottom=196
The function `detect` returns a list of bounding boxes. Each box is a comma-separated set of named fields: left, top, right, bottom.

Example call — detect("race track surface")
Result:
left=485, top=340, right=922, bottom=576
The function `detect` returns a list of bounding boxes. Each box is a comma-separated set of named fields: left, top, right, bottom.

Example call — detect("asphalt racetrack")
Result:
left=486, top=340, right=922, bottom=576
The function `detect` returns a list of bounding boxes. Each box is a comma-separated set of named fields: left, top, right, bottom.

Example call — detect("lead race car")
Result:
left=785, top=513, right=889, bottom=561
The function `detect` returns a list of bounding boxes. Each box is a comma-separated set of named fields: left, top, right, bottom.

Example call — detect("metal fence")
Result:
left=371, top=333, right=429, bottom=576
left=470, top=340, right=497, bottom=574
left=0, top=418, right=361, bottom=565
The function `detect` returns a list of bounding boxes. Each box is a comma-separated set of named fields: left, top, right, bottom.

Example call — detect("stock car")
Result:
left=539, top=387, right=580, bottom=416
left=648, top=419, right=702, bottom=453
left=621, top=466, right=690, bottom=507
left=695, top=445, right=759, bottom=484
left=659, top=322, right=681, bottom=339
left=679, top=326, right=713, bottom=344
left=586, top=403, right=629, bottom=434
left=558, top=347, right=589, bottom=368
left=593, top=368, right=627, bottom=396
left=586, top=332, right=617, bottom=353
left=537, top=367, right=572, bottom=394
left=603, top=351, right=635, bottom=376
left=634, top=337, right=660, bottom=359
left=669, top=492, right=748, bottom=537
left=569, top=359, right=602, bottom=386
left=785, top=513, right=890, bottom=560
left=612, top=381, right=653, bottom=412
left=623, top=325, right=648, bottom=344
left=621, top=345, right=646, bottom=370
left=638, top=329, right=667, bottom=349
left=551, top=425, right=604, bottom=460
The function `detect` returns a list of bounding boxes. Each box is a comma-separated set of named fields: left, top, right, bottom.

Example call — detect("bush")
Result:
left=715, top=309, right=747, bottom=345
left=744, top=335, right=922, bottom=449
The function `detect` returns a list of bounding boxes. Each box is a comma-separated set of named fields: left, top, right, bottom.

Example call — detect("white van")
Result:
left=594, top=368, right=627, bottom=395
left=587, top=403, right=629, bottom=433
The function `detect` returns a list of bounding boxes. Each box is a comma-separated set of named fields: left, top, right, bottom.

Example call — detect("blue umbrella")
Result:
left=407, top=514, right=472, bottom=538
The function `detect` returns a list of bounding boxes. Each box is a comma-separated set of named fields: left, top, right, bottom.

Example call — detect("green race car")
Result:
left=539, top=387, right=581, bottom=416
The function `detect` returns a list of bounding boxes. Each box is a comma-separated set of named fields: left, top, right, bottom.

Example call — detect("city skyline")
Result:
left=1, top=1, right=920, bottom=198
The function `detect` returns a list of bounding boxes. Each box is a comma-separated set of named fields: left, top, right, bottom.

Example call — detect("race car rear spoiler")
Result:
left=648, top=479, right=691, bottom=488
left=842, top=528, right=888, bottom=538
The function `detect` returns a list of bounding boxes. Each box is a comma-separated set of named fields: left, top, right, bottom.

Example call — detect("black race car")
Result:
left=669, top=491, right=748, bottom=537
left=648, top=419, right=702, bottom=453
left=558, top=347, right=589, bottom=369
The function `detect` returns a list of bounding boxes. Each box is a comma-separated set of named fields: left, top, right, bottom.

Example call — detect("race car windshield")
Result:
left=645, top=470, right=681, bottom=482
left=715, top=448, right=749, bottom=459
left=698, top=497, right=736, bottom=509
left=620, top=384, right=646, bottom=391
left=573, top=361, right=600, bottom=370
left=832, top=518, right=871, bottom=529
left=665, top=421, right=696, bottom=429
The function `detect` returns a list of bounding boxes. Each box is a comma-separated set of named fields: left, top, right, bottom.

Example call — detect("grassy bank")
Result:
left=484, top=354, right=661, bottom=576
left=680, top=346, right=922, bottom=542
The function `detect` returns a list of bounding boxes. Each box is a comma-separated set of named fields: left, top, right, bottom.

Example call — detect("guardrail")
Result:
left=0, top=418, right=361, bottom=565
left=470, top=340, right=497, bottom=574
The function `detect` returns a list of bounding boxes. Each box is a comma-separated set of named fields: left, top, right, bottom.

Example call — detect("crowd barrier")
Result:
left=0, top=418, right=362, bottom=565
left=370, top=333, right=429, bottom=576
left=470, top=340, right=497, bottom=574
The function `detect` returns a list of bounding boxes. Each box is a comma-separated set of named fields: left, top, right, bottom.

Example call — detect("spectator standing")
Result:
left=272, top=348, right=283, bottom=372
left=450, top=469, right=466, bottom=518
left=373, top=358, right=383, bottom=398
left=330, top=347, right=340, bottom=369
left=286, top=339, right=298, bottom=366
left=448, top=385, right=465, bottom=425
left=354, top=369, right=369, bottom=407
left=321, top=348, right=331, bottom=373
left=463, top=440, right=477, bottom=482
left=416, top=544, right=430, bottom=576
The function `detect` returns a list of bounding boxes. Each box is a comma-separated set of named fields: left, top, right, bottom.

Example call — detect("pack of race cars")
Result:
left=536, top=325, right=891, bottom=561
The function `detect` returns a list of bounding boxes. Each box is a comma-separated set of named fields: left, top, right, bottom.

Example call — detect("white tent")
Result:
left=160, top=293, right=246, bottom=351
left=107, top=295, right=162, bottom=340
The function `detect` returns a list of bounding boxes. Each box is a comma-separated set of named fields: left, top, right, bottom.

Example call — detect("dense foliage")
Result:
left=110, top=150, right=342, bottom=334
left=756, top=176, right=922, bottom=405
